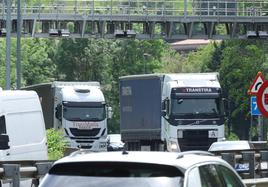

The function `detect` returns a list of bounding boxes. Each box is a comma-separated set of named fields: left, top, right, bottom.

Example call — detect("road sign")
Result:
left=251, top=96, right=261, bottom=116
left=256, top=81, right=268, bottom=118
left=248, top=71, right=265, bottom=95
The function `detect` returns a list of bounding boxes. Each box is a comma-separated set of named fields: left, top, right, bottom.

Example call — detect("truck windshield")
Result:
left=63, top=105, right=106, bottom=121
left=171, top=98, right=223, bottom=118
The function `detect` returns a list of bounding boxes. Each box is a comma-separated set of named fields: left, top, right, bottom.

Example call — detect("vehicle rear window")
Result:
left=49, top=162, right=183, bottom=177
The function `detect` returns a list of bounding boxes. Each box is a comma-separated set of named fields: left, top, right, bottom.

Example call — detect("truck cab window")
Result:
left=0, top=116, right=7, bottom=134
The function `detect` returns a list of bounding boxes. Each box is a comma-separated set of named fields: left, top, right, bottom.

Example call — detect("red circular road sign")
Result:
left=257, top=81, right=268, bottom=118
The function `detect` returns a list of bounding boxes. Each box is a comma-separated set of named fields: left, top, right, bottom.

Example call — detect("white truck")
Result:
left=24, top=81, right=110, bottom=151
left=120, top=73, right=226, bottom=152
left=0, top=89, right=48, bottom=160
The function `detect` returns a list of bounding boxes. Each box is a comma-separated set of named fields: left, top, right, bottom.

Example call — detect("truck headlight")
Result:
left=169, top=141, right=179, bottom=152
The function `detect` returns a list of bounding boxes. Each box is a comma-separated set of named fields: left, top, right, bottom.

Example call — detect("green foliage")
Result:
left=219, top=40, right=267, bottom=138
left=46, top=128, right=67, bottom=160
left=157, top=45, right=185, bottom=73
left=182, top=42, right=215, bottom=73
left=22, top=39, right=56, bottom=85
left=226, top=132, right=240, bottom=141
left=0, top=38, right=56, bottom=88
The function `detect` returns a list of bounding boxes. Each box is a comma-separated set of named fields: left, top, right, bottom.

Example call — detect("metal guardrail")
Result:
left=213, top=150, right=268, bottom=179
left=243, top=178, right=268, bottom=187
left=0, top=160, right=53, bottom=187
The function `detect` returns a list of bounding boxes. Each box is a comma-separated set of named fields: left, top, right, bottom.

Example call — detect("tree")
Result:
left=182, top=42, right=215, bottom=73
left=22, top=39, right=56, bottom=86
left=219, top=40, right=268, bottom=139
left=203, top=41, right=226, bottom=72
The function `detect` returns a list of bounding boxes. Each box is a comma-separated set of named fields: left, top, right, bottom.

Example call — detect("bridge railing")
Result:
left=0, top=0, right=267, bottom=17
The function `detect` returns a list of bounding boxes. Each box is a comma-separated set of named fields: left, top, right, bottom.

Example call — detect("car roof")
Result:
left=54, top=151, right=230, bottom=173
left=208, top=140, right=252, bottom=152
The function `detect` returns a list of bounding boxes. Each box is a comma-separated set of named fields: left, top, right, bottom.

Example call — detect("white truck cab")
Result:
left=53, top=82, right=109, bottom=151
left=162, top=73, right=225, bottom=151
left=0, top=90, right=48, bottom=160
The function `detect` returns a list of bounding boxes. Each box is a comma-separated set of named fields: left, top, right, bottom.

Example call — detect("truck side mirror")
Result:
left=161, top=98, right=170, bottom=117
left=161, top=110, right=167, bottom=116
left=0, top=134, right=10, bottom=150
left=107, top=106, right=113, bottom=119
left=55, top=104, right=62, bottom=121
left=222, top=98, right=230, bottom=117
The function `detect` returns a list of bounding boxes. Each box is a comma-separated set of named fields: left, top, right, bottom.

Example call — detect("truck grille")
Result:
left=70, top=128, right=101, bottom=137
left=178, top=130, right=217, bottom=151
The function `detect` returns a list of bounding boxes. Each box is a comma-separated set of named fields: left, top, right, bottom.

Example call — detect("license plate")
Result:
left=208, top=130, right=218, bottom=138
left=74, top=122, right=99, bottom=129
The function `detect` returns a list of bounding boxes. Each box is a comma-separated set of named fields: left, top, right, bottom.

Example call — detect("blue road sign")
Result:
left=251, top=96, right=261, bottom=116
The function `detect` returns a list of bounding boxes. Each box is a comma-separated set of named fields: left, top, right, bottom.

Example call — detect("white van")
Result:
left=0, top=90, right=48, bottom=160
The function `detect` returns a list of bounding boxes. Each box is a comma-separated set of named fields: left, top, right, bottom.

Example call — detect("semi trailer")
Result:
left=120, top=73, right=226, bottom=152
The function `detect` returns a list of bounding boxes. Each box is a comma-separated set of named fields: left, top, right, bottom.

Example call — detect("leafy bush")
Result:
left=46, top=128, right=67, bottom=160
left=226, top=131, right=240, bottom=141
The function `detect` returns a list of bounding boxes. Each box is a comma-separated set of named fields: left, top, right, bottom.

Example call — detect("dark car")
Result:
left=107, top=134, right=125, bottom=151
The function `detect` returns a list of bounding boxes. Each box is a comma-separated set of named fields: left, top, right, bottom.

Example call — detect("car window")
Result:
left=41, top=162, right=184, bottom=187
left=199, top=164, right=224, bottom=187
left=216, top=165, right=244, bottom=187
left=40, top=175, right=183, bottom=187
left=49, top=162, right=183, bottom=177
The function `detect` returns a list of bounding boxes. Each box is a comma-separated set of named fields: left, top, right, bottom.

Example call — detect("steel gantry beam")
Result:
left=0, top=0, right=268, bottom=39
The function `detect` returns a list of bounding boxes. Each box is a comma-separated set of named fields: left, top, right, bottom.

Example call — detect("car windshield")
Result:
left=40, top=162, right=184, bottom=187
